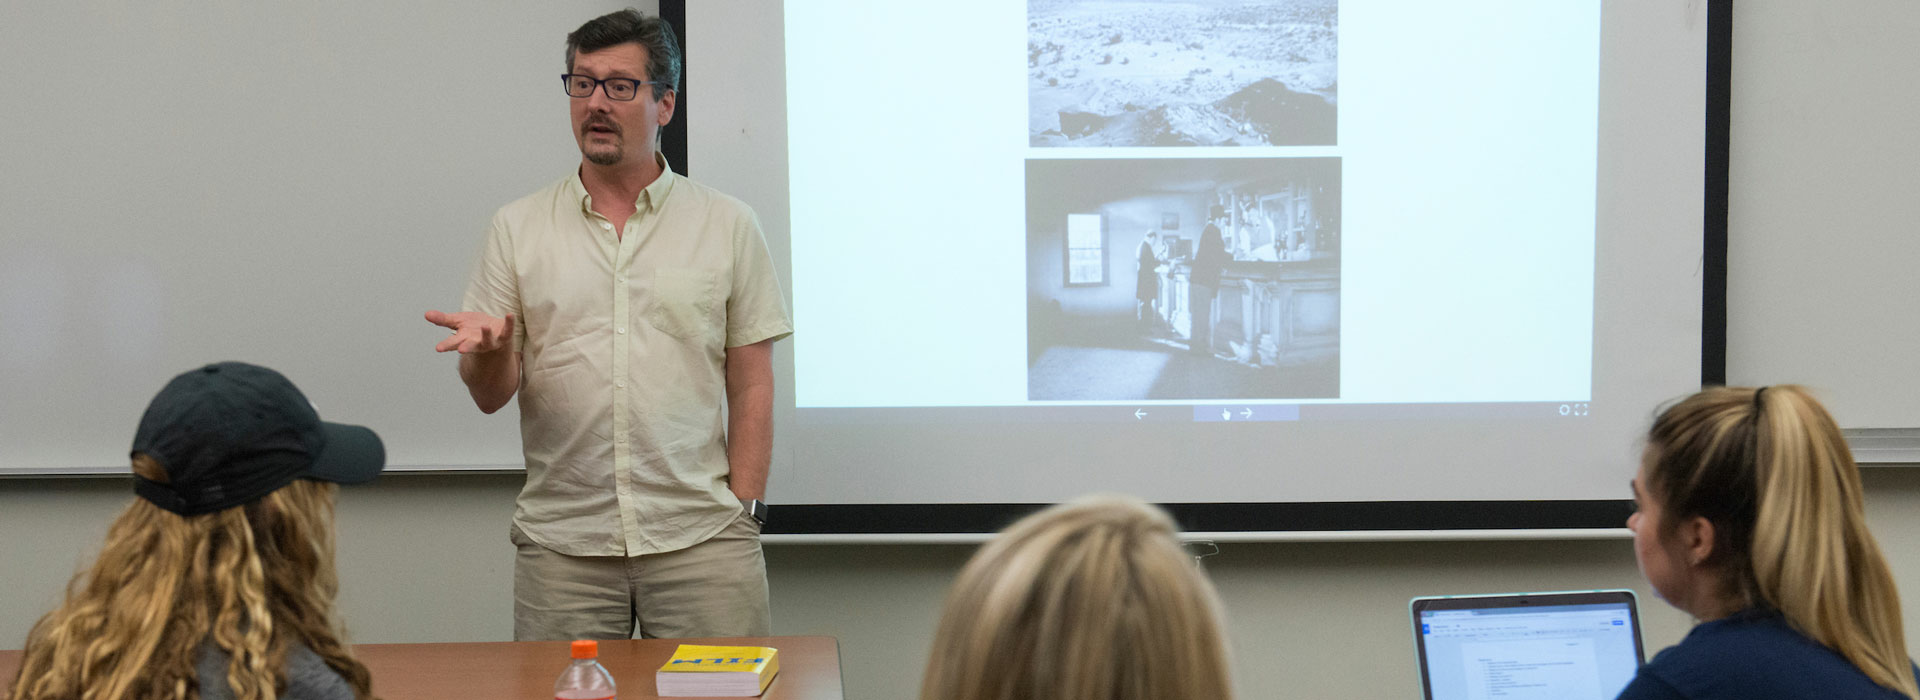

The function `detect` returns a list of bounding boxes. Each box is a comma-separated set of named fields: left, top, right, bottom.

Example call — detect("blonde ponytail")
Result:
left=1746, top=387, right=1916, bottom=698
left=1648, top=386, right=1917, bottom=699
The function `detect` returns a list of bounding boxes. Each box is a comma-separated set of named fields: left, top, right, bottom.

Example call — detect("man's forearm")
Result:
left=724, top=339, right=777, bottom=500
left=459, top=349, right=521, bottom=414
left=726, top=383, right=773, bottom=500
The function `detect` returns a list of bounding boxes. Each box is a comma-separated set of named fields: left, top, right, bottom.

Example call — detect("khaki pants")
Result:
left=511, top=513, right=771, bottom=641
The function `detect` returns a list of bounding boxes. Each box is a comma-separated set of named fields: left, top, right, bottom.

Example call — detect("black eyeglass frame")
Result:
left=560, top=74, right=674, bottom=102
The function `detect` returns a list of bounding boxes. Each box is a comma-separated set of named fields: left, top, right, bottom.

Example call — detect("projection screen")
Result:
left=686, top=0, right=1725, bottom=535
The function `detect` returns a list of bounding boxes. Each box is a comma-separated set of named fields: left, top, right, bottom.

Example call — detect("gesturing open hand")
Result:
left=425, top=310, right=517, bottom=355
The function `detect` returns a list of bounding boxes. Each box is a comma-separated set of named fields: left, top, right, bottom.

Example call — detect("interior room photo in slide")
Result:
left=1028, top=0, right=1338, bottom=147
left=1027, top=157, right=1340, bottom=401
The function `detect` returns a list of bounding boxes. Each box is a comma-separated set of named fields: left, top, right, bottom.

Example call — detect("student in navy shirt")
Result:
left=1618, top=385, right=1919, bottom=700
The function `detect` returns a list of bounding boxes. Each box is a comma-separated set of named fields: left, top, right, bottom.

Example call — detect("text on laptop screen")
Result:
left=1419, top=603, right=1639, bottom=700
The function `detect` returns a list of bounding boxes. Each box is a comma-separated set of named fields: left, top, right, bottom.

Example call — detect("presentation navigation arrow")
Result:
left=1192, top=405, right=1303, bottom=422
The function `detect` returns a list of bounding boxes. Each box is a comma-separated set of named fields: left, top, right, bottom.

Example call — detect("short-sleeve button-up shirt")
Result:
left=462, top=156, right=792, bottom=557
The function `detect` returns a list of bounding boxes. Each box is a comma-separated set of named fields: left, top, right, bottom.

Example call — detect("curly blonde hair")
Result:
left=920, top=494, right=1234, bottom=700
left=8, top=454, right=376, bottom=700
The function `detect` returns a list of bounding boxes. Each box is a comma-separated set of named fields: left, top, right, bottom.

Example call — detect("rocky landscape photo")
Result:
left=1029, top=0, right=1338, bottom=147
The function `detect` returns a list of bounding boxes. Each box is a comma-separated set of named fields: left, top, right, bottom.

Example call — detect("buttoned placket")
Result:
left=587, top=190, right=649, bottom=556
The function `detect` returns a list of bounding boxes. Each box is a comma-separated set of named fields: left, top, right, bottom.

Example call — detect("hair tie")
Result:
left=1752, top=385, right=1769, bottom=408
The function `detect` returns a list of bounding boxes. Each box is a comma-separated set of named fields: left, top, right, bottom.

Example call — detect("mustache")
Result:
left=582, top=117, right=622, bottom=136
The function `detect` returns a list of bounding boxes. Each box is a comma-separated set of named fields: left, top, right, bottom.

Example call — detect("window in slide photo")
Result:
left=1065, top=213, right=1107, bottom=286
left=1028, top=0, right=1338, bottom=147
left=1026, top=157, right=1341, bottom=401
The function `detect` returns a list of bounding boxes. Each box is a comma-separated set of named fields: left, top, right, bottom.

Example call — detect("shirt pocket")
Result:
left=645, top=268, right=718, bottom=340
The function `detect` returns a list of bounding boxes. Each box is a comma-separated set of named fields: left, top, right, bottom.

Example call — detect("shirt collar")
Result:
left=569, top=152, right=679, bottom=217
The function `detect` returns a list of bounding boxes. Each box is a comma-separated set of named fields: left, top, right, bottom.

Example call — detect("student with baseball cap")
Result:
left=8, top=362, right=387, bottom=700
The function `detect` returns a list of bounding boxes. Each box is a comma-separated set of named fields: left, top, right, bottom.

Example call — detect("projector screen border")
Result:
left=761, top=500, right=1638, bottom=536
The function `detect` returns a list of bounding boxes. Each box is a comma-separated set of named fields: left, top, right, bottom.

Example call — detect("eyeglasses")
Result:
left=561, top=74, right=672, bottom=101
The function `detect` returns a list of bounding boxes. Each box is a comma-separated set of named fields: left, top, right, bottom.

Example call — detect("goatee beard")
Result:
left=585, top=149, right=623, bottom=166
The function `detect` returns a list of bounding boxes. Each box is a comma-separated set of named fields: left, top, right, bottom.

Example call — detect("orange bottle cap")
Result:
left=571, top=640, right=598, bottom=659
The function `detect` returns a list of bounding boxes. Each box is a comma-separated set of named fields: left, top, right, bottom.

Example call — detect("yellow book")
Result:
left=655, top=644, right=781, bottom=697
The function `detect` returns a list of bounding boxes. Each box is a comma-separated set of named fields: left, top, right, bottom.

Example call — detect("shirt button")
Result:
left=615, top=382, right=625, bottom=388
left=617, top=327, right=627, bottom=334
left=600, top=222, right=612, bottom=230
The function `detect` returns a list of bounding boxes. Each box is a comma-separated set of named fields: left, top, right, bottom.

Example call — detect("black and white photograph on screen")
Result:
left=1026, top=157, right=1340, bottom=401
left=1029, top=0, right=1338, bottom=147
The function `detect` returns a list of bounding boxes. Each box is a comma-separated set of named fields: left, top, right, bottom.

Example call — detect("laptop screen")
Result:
left=1415, top=596, right=1643, bottom=700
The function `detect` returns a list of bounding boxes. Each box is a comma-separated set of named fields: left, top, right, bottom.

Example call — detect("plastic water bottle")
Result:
left=555, top=640, right=617, bottom=700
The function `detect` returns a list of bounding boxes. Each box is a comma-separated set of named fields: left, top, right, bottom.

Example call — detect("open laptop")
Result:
left=1411, top=590, right=1646, bottom=700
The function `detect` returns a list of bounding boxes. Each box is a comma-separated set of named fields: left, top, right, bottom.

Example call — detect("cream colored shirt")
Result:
left=463, top=157, right=792, bottom=557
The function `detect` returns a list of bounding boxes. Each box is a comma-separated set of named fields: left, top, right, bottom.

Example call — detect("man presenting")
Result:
left=424, top=9, right=791, bottom=641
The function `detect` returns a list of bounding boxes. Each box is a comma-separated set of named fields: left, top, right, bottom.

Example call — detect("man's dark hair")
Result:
left=566, top=9, right=681, bottom=100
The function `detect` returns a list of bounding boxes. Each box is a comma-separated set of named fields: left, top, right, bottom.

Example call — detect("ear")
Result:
left=1678, top=515, right=1717, bottom=567
left=656, top=89, right=677, bottom=127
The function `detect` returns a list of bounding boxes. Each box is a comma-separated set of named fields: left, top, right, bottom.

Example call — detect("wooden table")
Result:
left=2, top=636, right=842, bottom=700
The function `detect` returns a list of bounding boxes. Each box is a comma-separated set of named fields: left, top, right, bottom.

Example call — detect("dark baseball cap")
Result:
left=131, top=362, right=386, bottom=515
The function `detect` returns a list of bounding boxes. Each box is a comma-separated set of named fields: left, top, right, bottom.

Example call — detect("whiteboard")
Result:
left=1722, top=2, right=1920, bottom=435
left=0, top=1, right=646, bottom=475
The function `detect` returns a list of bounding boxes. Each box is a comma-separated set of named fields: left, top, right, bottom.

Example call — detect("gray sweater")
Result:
left=195, top=641, right=355, bottom=700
